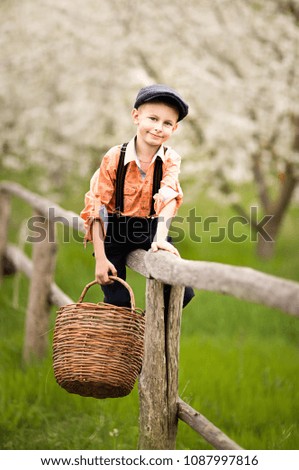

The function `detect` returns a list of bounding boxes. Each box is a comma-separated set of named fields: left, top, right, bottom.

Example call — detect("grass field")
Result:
left=0, top=177, right=298, bottom=450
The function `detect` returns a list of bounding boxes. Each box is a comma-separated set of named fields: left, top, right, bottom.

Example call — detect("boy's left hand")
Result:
left=151, top=241, right=180, bottom=257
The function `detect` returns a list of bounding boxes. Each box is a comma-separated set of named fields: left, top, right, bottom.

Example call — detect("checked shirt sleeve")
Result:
left=153, top=148, right=183, bottom=217
left=80, top=148, right=118, bottom=243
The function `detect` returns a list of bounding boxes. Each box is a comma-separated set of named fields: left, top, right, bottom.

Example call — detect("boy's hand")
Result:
left=151, top=241, right=180, bottom=257
left=95, top=257, right=117, bottom=285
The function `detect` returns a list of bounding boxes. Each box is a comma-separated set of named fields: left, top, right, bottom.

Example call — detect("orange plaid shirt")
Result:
left=80, top=137, right=183, bottom=242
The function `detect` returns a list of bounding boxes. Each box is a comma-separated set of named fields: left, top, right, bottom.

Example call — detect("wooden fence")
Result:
left=1, top=180, right=299, bottom=450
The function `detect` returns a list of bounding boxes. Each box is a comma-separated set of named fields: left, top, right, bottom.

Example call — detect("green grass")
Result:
left=178, top=335, right=299, bottom=450
left=0, top=177, right=298, bottom=450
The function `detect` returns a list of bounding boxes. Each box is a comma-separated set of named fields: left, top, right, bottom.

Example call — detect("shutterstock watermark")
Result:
left=26, top=206, right=274, bottom=245
left=26, top=208, right=84, bottom=244
left=170, top=207, right=273, bottom=244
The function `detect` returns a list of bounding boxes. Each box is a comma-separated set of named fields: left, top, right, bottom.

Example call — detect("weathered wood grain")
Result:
left=177, top=398, right=243, bottom=450
left=5, top=244, right=72, bottom=307
left=143, top=250, right=299, bottom=317
left=23, top=214, right=57, bottom=362
left=138, top=279, right=168, bottom=449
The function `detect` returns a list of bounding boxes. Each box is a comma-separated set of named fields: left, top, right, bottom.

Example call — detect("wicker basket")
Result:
left=53, top=276, right=145, bottom=399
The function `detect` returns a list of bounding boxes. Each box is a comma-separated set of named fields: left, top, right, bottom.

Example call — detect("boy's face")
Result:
left=131, top=102, right=179, bottom=149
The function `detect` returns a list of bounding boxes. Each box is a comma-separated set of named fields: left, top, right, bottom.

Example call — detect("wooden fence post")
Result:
left=138, top=278, right=168, bottom=449
left=0, top=191, right=11, bottom=282
left=166, top=285, right=184, bottom=446
left=23, top=213, right=57, bottom=363
left=138, top=278, right=184, bottom=449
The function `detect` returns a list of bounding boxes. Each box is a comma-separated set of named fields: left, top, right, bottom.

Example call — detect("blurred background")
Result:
left=1, top=0, right=299, bottom=256
left=0, top=0, right=298, bottom=451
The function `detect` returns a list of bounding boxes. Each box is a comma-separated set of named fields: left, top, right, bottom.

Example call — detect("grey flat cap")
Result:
left=134, top=84, right=189, bottom=121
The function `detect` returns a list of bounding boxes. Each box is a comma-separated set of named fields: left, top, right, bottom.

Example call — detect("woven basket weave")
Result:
left=53, top=276, right=145, bottom=399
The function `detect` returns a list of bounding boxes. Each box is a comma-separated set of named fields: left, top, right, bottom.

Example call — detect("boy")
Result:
left=80, top=84, right=194, bottom=309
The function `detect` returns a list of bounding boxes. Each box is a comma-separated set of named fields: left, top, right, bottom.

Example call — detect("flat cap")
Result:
left=134, top=84, right=189, bottom=121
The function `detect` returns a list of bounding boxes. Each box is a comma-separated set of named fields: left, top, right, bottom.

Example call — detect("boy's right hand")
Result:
left=95, top=257, right=117, bottom=285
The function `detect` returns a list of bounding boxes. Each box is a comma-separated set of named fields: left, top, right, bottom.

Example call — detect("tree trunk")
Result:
left=0, top=192, right=11, bottom=282
left=254, top=162, right=298, bottom=259
left=256, top=236, right=276, bottom=259
left=255, top=218, right=278, bottom=259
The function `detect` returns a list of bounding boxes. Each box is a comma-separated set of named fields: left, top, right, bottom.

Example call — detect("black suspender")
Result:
left=115, top=143, right=129, bottom=214
left=115, top=143, right=163, bottom=216
left=150, top=156, right=163, bottom=216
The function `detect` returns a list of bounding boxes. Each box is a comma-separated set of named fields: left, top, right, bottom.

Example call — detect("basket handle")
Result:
left=77, top=276, right=136, bottom=311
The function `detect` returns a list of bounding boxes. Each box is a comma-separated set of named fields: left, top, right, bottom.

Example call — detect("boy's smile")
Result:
left=132, top=102, right=179, bottom=154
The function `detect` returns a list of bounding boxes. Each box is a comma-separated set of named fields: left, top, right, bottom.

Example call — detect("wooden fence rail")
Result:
left=1, top=180, right=299, bottom=450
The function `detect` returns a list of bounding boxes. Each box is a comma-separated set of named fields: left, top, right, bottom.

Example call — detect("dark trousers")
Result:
left=101, top=214, right=195, bottom=310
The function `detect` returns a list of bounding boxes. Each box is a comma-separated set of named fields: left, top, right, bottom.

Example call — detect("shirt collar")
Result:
left=124, top=136, right=166, bottom=166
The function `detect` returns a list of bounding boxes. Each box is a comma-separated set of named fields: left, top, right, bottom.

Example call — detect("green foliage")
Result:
left=0, top=181, right=298, bottom=450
